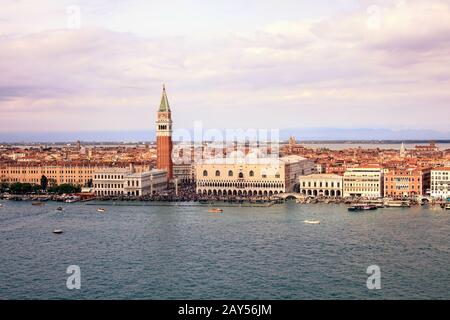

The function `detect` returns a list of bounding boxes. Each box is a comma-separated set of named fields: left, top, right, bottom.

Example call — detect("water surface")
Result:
left=1, top=200, right=449, bottom=299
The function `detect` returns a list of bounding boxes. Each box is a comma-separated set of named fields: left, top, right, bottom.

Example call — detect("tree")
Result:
left=9, top=182, right=34, bottom=194
left=0, top=182, right=9, bottom=193
left=48, top=184, right=81, bottom=194
left=40, top=175, right=48, bottom=191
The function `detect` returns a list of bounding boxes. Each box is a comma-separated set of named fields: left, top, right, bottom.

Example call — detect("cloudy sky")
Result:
left=1, top=0, right=450, bottom=138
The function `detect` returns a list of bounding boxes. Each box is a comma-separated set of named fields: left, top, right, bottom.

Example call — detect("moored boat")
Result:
left=208, top=208, right=223, bottom=213
left=445, top=204, right=450, bottom=210
left=65, top=197, right=80, bottom=203
left=385, top=200, right=410, bottom=208
left=32, top=202, right=45, bottom=206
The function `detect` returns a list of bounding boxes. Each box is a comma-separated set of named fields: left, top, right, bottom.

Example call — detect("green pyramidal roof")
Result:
left=159, top=85, right=170, bottom=112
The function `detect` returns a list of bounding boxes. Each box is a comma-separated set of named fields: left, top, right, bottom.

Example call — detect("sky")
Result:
left=1, top=0, right=450, bottom=139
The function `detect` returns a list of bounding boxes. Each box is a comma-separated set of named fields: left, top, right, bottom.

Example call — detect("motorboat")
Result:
left=362, top=205, right=378, bottom=211
left=32, top=202, right=45, bottom=206
left=208, top=208, right=223, bottom=213
left=348, top=204, right=377, bottom=212
left=56, top=207, right=64, bottom=211
left=97, top=208, right=106, bottom=213
left=348, top=205, right=363, bottom=212
left=304, top=220, right=320, bottom=224
left=53, top=229, right=63, bottom=234
left=446, top=204, right=450, bottom=210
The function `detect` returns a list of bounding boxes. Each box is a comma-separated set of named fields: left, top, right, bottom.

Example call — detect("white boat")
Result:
left=53, top=229, right=63, bottom=234
left=445, top=204, right=450, bottom=210
left=97, top=208, right=106, bottom=213
left=304, top=220, right=320, bottom=225
left=385, top=200, right=410, bottom=208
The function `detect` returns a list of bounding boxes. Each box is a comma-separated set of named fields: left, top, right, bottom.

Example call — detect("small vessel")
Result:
left=445, top=204, right=450, bottom=210
left=304, top=220, right=320, bottom=224
left=348, top=204, right=377, bottom=212
left=32, top=202, right=45, bottom=206
left=56, top=207, right=64, bottom=211
left=385, top=200, right=410, bottom=208
left=0, top=203, right=3, bottom=207
left=97, top=208, right=106, bottom=213
left=53, top=229, right=63, bottom=234
left=208, top=208, right=223, bottom=213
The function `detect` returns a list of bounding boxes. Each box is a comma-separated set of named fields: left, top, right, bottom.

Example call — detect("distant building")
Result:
left=430, top=167, right=450, bottom=199
left=299, top=174, right=343, bottom=197
left=195, top=153, right=314, bottom=196
left=343, top=167, right=384, bottom=198
left=383, top=167, right=430, bottom=197
left=400, top=142, right=406, bottom=158
left=173, top=163, right=195, bottom=184
left=415, top=142, right=439, bottom=153
left=93, top=167, right=167, bottom=197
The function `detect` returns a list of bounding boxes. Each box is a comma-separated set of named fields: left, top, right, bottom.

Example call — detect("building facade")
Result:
left=156, top=85, right=173, bottom=180
left=0, top=164, right=97, bottom=186
left=93, top=167, right=167, bottom=197
left=430, top=167, right=450, bottom=199
left=299, top=174, right=343, bottom=197
left=0, top=163, right=151, bottom=187
left=195, top=154, right=313, bottom=196
left=383, top=167, right=430, bottom=197
left=173, top=163, right=196, bottom=183
left=343, top=167, right=384, bottom=198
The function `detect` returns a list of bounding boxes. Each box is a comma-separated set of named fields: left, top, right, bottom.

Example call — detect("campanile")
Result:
left=156, top=85, right=173, bottom=179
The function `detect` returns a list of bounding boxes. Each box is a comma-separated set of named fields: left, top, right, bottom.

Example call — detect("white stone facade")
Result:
left=343, top=167, right=384, bottom=198
left=195, top=154, right=314, bottom=196
left=430, top=167, right=450, bottom=199
left=93, top=168, right=167, bottom=197
left=299, top=174, right=343, bottom=197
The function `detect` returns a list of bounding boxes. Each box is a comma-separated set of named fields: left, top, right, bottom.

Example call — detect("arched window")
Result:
left=238, top=172, right=244, bottom=178
left=228, top=170, right=233, bottom=177
left=249, top=170, right=254, bottom=177
left=215, top=170, right=220, bottom=177
left=275, top=172, right=280, bottom=178
left=203, top=170, right=208, bottom=177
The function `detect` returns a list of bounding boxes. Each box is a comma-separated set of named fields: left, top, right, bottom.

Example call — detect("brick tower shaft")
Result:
left=156, top=85, right=173, bottom=179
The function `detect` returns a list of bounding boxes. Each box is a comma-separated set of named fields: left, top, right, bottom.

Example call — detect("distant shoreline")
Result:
left=1, top=140, right=450, bottom=146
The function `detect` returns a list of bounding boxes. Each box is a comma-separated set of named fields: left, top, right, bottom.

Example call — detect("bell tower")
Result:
left=156, top=84, right=173, bottom=179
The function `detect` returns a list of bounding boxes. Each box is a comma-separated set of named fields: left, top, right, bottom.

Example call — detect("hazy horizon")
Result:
left=1, top=127, right=450, bottom=143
